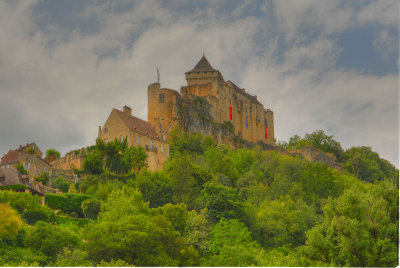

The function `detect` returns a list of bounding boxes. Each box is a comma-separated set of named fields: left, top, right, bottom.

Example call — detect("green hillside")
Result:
left=0, top=131, right=398, bottom=267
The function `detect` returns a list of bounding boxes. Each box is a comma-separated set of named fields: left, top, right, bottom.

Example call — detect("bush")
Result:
left=81, top=199, right=101, bottom=219
left=35, top=172, right=50, bottom=186
left=45, top=193, right=93, bottom=217
left=54, top=215, right=90, bottom=227
left=51, top=176, right=70, bottom=193
left=22, top=208, right=53, bottom=225
left=0, top=191, right=42, bottom=213
left=14, top=163, right=28, bottom=175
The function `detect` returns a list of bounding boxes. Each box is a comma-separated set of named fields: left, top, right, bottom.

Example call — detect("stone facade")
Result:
left=50, top=150, right=84, bottom=171
left=148, top=55, right=275, bottom=146
left=98, top=106, right=169, bottom=171
left=0, top=143, right=52, bottom=178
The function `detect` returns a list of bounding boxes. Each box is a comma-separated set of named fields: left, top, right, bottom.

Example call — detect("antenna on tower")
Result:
left=157, top=67, right=160, bottom=84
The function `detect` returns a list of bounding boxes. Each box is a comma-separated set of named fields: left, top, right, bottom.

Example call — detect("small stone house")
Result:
left=0, top=143, right=53, bottom=177
left=98, top=106, right=170, bottom=171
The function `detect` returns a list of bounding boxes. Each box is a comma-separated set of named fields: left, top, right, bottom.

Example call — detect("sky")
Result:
left=0, top=0, right=398, bottom=167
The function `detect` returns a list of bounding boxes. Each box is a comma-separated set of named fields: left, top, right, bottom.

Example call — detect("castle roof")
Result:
left=114, top=109, right=164, bottom=142
left=186, top=55, right=219, bottom=74
left=225, top=80, right=262, bottom=106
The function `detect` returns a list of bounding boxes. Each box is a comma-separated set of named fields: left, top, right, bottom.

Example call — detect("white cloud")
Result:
left=0, top=0, right=398, bottom=168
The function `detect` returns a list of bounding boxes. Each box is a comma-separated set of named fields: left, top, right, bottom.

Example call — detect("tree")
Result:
left=81, top=199, right=101, bottom=220
left=45, top=149, right=60, bottom=159
left=254, top=195, right=319, bottom=248
left=0, top=204, right=23, bottom=239
left=195, top=182, right=245, bottom=224
left=343, top=146, right=398, bottom=183
left=85, top=187, right=199, bottom=266
left=83, top=150, right=104, bottom=174
left=304, top=130, right=344, bottom=161
left=24, top=221, right=80, bottom=260
left=51, top=176, right=70, bottom=193
left=301, top=181, right=398, bottom=267
left=129, top=171, right=173, bottom=208
left=205, top=218, right=264, bottom=266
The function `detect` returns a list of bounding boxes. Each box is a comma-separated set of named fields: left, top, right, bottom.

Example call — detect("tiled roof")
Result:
left=114, top=109, right=163, bottom=141
left=0, top=150, right=18, bottom=165
left=186, top=55, right=219, bottom=74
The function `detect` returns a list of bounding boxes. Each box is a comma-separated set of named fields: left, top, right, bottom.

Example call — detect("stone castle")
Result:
left=148, top=55, right=275, bottom=146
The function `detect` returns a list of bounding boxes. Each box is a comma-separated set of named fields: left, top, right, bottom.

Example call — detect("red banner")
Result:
left=265, top=126, right=268, bottom=139
left=229, top=107, right=232, bottom=120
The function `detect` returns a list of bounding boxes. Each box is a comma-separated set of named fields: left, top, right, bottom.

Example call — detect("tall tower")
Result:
left=182, top=55, right=224, bottom=97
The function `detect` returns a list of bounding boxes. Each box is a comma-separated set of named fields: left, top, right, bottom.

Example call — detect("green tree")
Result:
left=0, top=204, right=23, bottom=239
left=53, top=248, right=92, bottom=266
left=129, top=171, right=173, bottom=208
left=195, top=182, right=244, bottom=224
left=81, top=199, right=101, bottom=220
left=205, top=218, right=264, bottom=266
left=51, top=176, right=70, bottom=193
left=254, top=195, right=319, bottom=248
left=304, top=130, right=344, bottom=161
left=343, top=146, right=398, bottom=183
left=83, top=150, right=104, bottom=174
left=45, top=149, right=61, bottom=159
left=24, top=221, right=80, bottom=260
left=301, top=180, right=398, bottom=267
left=85, top=187, right=199, bottom=266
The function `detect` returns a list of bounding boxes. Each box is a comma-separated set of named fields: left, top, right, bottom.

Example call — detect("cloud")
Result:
left=0, top=0, right=398, bottom=168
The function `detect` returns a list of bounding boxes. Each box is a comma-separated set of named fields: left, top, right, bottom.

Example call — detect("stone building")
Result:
left=50, top=150, right=84, bottom=171
left=98, top=106, right=169, bottom=171
left=0, top=143, right=52, bottom=177
left=148, top=55, right=275, bottom=145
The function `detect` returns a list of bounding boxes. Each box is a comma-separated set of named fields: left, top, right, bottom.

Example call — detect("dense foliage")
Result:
left=0, top=131, right=398, bottom=266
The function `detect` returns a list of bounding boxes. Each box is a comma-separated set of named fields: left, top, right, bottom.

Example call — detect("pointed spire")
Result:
left=186, top=54, right=218, bottom=74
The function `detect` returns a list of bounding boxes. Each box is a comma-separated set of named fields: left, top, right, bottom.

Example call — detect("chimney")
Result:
left=123, top=105, right=132, bottom=116
left=19, top=145, right=22, bottom=149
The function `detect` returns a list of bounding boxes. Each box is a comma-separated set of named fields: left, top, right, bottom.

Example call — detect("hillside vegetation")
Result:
left=0, top=130, right=398, bottom=266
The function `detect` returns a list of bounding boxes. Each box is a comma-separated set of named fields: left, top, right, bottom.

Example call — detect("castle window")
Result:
left=159, top=93, right=165, bottom=103
left=137, top=136, right=140, bottom=144
left=150, top=140, right=154, bottom=149
left=161, top=144, right=164, bottom=153
left=105, top=139, right=108, bottom=143
left=120, top=135, right=124, bottom=142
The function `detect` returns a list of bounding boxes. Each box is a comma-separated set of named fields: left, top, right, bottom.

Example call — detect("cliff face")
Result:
left=176, top=96, right=236, bottom=146
left=289, top=146, right=343, bottom=169
left=174, top=96, right=341, bottom=170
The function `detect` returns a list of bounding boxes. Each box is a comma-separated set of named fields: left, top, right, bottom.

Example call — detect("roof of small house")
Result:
left=0, top=150, right=18, bottom=165
left=114, top=109, right=164, bottom=142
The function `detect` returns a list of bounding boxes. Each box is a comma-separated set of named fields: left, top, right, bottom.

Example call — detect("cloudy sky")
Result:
left=0, top=0, right=398, bottom=167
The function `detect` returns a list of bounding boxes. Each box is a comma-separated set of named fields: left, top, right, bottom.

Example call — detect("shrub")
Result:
left=45, top=193, right=93, bottom=217
left=51, top=176, right=70, bottom=193
left=81, top=199, right=101, bottom=219
left=22, top=208, right=52, bottom=225
left=35, top=172, right=50, bottom=186
left=14, top=163, right=28, bottom=175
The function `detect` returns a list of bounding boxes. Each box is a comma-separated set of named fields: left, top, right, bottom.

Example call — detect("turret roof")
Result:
left=186, top=55, right=219, bottom=73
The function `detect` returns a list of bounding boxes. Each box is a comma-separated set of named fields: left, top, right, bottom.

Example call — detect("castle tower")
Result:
left=182, top=55, right=224, bottom=97
left=148, top=82, right=179, bottom=136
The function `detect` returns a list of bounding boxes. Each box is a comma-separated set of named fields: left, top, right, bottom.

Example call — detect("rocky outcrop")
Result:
left=289, top=146, right=343, bottom=169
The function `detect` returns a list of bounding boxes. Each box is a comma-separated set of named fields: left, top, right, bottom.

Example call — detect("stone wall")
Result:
left=17, top=152, right=52, bottom=177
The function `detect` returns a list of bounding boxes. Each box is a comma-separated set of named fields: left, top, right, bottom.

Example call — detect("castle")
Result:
left=98, top=55, right=275, bottom=171
left=148, top=55, right=275, bottom=145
